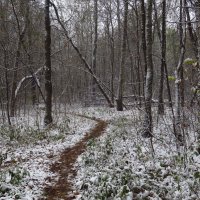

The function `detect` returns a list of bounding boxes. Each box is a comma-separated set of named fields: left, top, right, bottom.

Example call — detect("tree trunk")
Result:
left=135, top=3, right=142, bottom=107
left=92, top=0, right=98, bottom=102
left=10, top=40, right=20, bottom=117
left=157, top=0, right=166, bottom=115
left=106, top=7, right=115, bottom=104
left=4, top=49, right=12, bottom=126
left=27, top=1, right=37, bottom=105
left=194, top=1, right=200, bottom=137
left=10, top=0, right=27, bottom=117
left=142, top=0, right=153, bottom=138
left=185, top=1, right=199, bottom=106
left=185, top=0, right=198, bottom=58
left=141, top=0, right=147, bottom=94
left=127, top=37, right=136, bottom=99
left=116, top=0, right=128, bottom=111
left=174, top=0, right=186, bottom=143
left=117, top=0, right=121, bottom=60
left=44, top=0, right=53, bottom=125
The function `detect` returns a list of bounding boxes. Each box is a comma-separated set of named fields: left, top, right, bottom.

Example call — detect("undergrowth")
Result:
left=76, top=109, right=200, bottom=200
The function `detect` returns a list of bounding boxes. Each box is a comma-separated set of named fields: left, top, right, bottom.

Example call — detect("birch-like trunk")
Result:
left=174, top=0, right=186, bottom=143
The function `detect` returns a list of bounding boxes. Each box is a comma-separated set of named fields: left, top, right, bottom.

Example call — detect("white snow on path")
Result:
left=0, top=111, right=96, bottom=200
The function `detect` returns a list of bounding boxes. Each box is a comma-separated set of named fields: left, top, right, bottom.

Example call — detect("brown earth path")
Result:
left=42, top=115, right=108, bottom=200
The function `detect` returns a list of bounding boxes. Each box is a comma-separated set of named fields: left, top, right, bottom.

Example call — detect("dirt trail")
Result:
left=43, top=117, right=108, bottom=200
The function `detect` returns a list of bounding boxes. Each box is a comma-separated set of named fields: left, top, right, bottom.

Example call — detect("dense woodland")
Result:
left=0, top=0, right=200, bottom=199
left=0, top=0, right=199, bottom=126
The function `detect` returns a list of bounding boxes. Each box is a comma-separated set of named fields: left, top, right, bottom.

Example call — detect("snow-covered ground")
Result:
left=74, top=107, right=200, bottom=200
left=0, top=108, right=96, bottom=200
left=0, top=106, right=200, bottom=200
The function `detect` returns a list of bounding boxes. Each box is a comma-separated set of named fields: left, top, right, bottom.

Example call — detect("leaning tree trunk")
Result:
left=142, top=0, right=154, bottom=138
left=44, top=0, right=53, bottom=125
left=51, top=2, right=114, bottom=108
left=116, top=0, right=128, bottom=111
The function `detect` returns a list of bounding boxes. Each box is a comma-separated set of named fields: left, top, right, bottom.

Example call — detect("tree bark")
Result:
left=174, top=0, right=186, bottom=143
left=10, top=0, right=27, bottom=117
left=27, top=1, right=37, bottom=105
left=4, top=49, right=12, bottom=126
left=116, top=0, right=128, bottom=111
left=117, top=0, right=122, bottom=60
left=196, top=1, right=200, bottom=65
left=141, top=0, right=147, bottom=93
left=157, top=0, right=166, bottom=115
left=194, top=1, right=200, bottom=137
left=44, top=0, right=53, bottom=125
left=142, top=0, right=154, bottom=138
left=106, top=5, right=115, bottom=104
left=135, top=2, right=142, bottom=107
left=92, top=0, right=98, bottom=102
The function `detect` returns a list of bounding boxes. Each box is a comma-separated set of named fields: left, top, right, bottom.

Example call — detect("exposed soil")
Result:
left=42, top=117, right=108, bottom=200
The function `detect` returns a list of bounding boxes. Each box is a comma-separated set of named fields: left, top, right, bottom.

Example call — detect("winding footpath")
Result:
left=43, top=116, right=108, bottom=200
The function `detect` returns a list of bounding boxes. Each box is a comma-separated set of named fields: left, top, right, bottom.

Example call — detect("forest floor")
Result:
left=0, top=106, right=200, bottom=200
left=43, top=116, right=108, bottom=200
